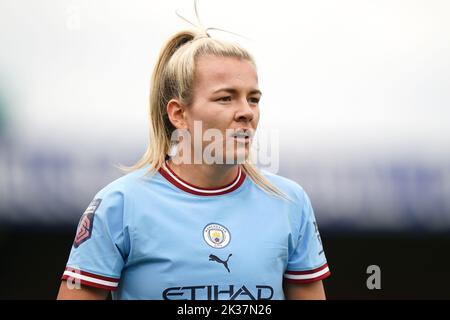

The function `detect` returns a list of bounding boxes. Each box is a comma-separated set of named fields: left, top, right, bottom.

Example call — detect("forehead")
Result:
left=194, top=55, right=258, bottom=92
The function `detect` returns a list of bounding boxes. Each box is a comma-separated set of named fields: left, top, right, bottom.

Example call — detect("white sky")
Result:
left=1, top=0, right=450, bottom=160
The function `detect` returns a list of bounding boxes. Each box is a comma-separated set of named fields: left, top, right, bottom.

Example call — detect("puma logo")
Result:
left=209, top=254, right=232, bottom=273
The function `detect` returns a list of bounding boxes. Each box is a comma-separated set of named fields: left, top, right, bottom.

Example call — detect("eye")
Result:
left=217, top=96, right=232, bottom=102
left=249, top=97, right=260, bottom=104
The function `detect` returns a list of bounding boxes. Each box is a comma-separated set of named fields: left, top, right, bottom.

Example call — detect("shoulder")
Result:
left=95, top=165, right=155, bottom=197
left=259, top=169, right=309, bottom=205
left=257, top=170, right=316, bottom=232
left=86, top=166, right=157, bottom=225
left=90, top=166, right=159, bottom=214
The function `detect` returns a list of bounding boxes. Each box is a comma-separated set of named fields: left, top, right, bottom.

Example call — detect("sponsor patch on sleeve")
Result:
left=73, top=198, right=102, bottom=248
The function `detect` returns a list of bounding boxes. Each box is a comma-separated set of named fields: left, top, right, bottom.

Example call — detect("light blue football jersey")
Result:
left=61, top=162, right=330, bottom=300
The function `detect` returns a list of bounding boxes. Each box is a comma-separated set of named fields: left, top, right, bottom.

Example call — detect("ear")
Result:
left=166, top=98, right=187, bottom=130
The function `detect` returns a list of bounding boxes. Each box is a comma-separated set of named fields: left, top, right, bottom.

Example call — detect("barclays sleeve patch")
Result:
left=73, top=198, right=102, bottom=248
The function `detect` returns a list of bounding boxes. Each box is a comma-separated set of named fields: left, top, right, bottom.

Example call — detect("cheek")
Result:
left=186, top=105, right=224, bottom=131
left=252, top=108, right=260, bottom=126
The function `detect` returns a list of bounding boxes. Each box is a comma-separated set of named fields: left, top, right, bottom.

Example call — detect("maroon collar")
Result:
left=158, top=162, right=246, bottom=196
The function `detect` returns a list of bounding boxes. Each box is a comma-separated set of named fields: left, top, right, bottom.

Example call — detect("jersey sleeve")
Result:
left=61, top=189, right=130, bottom=291
left=284, top=190, right=331, bottom=284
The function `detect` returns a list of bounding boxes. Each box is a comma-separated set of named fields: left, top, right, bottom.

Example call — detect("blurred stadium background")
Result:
left=1, top=0, right=449, bottom=299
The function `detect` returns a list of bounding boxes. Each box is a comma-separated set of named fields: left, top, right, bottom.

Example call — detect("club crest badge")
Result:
left=73, top=198, right=102, bottom=248
left=203, top=223, right=231, bottom=249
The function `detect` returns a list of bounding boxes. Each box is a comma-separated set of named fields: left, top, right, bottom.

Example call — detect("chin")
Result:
left=226, top=146, right=249, bottom=164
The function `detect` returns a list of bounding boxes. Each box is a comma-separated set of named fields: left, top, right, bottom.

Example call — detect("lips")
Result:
left=230, top=128, right=254, bottom=139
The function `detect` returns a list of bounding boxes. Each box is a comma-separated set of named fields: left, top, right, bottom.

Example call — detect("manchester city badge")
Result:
left=203, top=223, right=231, bottom=249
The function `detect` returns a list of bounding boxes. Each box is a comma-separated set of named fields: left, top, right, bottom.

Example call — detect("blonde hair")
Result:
left=119, top=29, right=290, bottom=200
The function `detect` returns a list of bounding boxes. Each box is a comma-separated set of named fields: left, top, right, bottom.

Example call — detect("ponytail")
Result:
left=117, top=31, right=198, bottom=175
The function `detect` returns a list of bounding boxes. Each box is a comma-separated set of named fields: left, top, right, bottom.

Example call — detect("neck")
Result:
left=166, top=158, right=240, bottom=189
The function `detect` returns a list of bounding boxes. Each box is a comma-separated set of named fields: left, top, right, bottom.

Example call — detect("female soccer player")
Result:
left=57, top=28, right=331, bottom=300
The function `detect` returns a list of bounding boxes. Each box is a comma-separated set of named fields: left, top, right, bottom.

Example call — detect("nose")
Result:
left=234, top=98, right=255, bottom=123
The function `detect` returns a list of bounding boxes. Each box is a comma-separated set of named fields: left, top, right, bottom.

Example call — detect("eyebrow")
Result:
left=212, top=87, right=263, bottom=96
